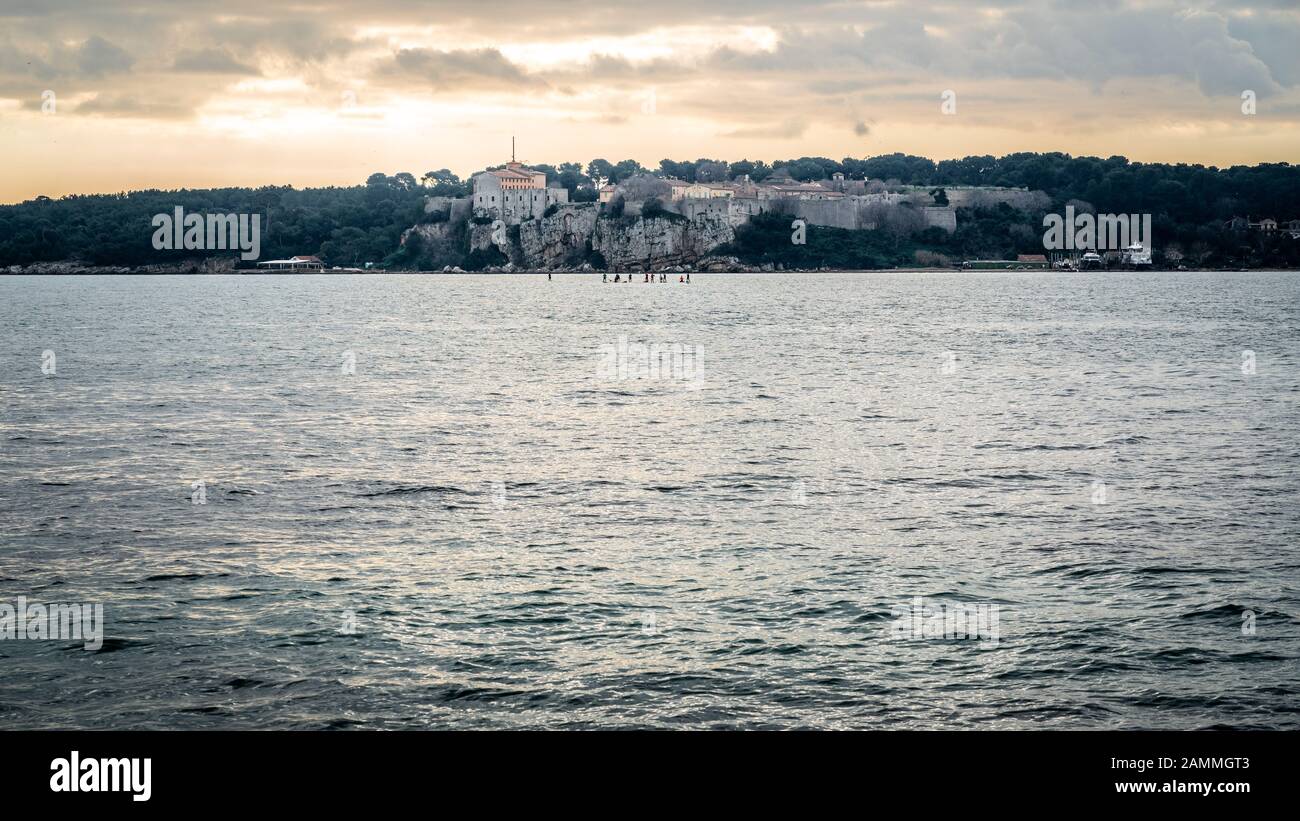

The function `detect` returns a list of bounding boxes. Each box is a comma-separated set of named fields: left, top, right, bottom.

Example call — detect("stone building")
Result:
left=472, top=161, right=569, bottom=224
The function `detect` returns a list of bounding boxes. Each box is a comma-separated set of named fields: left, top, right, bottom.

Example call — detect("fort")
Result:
left=410, top=147, right=1052, bottom=271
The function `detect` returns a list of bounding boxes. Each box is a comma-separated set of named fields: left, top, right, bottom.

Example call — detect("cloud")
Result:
left=0, top=0, right=1298, bottom=201
left=374, top=47, right=546, bottom=91
left=172, top=49, right=260, bottom=76
left=74, top=36, right=134, bottom=77
left=721, top=118, right=807, bottom=139
left=74, top=93, right=192, bottom=119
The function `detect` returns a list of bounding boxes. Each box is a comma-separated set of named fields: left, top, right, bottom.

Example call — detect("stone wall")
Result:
left=424, top=196, right=472, bottom=222
left=922, top=207, right=957, bottom=232
left=902, top=186, right=1044, bottom=211
left=791, top=199, right=859, bottom=230
left=675, top=195, right=958, bottom=234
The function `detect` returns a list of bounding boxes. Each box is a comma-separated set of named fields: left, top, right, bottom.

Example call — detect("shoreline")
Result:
left=3, top=266, right=1293, bottom=276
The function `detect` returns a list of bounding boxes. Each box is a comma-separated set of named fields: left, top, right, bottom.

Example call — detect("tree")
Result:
left=555, top=162, right=591, bottom=197
left=658, top=159, right=696, bottom=181
left=422, top=169, right=461, bottom=187
left=695, top=160, right=729, bottom=182
left=611, top=159, right=647, bottom=184
left=618, top=175, right=670, bottom=201
left=586, top=159, right=615, bottom=188
left=729, top=159, right=772, bottom=181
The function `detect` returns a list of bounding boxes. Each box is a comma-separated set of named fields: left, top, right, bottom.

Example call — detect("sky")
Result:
left=1, top=0, right=1298, bottom=202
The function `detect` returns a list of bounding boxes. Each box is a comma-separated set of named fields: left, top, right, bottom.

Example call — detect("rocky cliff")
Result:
left=456, top=204, right=734, bottom=271
left=592, top=213, right=733, bottom=271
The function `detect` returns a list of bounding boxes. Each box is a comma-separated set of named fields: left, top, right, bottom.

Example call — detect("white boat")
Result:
left=1120, top=243, right=1152, bottom=267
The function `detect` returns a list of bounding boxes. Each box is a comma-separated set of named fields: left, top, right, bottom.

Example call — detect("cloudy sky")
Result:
left=1, top=0, right=1297, bottom=202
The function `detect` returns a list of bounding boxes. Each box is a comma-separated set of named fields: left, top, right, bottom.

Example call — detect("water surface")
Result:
left=1, top=272, right=1297, bottom=729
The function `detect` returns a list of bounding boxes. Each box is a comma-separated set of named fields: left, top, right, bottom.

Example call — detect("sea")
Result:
left=1, top=271, right=1297, bottom=729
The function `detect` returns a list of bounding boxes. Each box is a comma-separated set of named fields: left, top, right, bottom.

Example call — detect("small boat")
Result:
left=1120, top=242, right=1152, bottom=268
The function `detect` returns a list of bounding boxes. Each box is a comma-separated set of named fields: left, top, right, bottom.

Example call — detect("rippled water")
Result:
left=1, top=272, right=1298, bottom=729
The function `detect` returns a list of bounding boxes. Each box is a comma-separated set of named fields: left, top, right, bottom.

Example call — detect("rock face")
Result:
left=517, top=206, right=600, bottom=269
left=402, top=219, right=465, bottom=263
left=593, top=214, right=733, bottom=271
left=458, top=203, right=734, bottom=271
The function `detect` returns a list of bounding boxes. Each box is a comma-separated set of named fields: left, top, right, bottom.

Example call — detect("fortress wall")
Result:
left=923, top=207, right=957, bottom=233
left=424, top=196, right=471, bottom=221
left=940, top=187, right=1042, bottom=210
left=792, top=200, right=859, bottom=230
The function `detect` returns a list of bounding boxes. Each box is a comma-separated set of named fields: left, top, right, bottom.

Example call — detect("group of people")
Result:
left=601, top=272, right=691, bottom=283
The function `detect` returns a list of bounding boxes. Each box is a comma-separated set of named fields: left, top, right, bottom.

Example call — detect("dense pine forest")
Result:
left=2, top=154, right=1298, bottom=270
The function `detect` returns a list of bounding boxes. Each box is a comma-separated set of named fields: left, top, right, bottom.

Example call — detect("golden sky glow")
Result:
left=1, top=1, right=1297, bottom=202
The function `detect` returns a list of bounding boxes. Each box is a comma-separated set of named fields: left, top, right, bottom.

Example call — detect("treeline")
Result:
left=724, top=206, right=1300, bottom=270
left=648, top=153, right=1300, bottom=224
left=0, top=172, right=434, bottom=267
left=2, top=154, right=1298, bottom=268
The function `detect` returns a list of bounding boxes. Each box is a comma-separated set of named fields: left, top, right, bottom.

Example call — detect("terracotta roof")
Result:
left=486, top=161, right=543, bottom=181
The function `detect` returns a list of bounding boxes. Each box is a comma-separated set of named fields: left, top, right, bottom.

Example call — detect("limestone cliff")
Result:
left=401, top=218, right=466, bottom=266
left=592, top=213, right=733, bottom=271
left=453, top=204, right=734, bottom=271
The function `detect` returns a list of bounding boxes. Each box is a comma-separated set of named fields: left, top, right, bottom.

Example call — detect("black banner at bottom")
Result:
left=2, top=730, right=1284, bottom=808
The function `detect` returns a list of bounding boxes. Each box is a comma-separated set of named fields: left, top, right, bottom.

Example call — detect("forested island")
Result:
left=2, top=153, right=1298, bottom=272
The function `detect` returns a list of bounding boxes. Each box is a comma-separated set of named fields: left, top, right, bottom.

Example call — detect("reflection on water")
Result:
left=0, top=272, right=1297, bottom=729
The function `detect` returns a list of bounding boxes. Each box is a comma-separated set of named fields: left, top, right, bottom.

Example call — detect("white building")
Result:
left=256, top=255, right=324, bottom=271
left=472, top=161, right=568, bottom=224
left=661, top=179, right=739, bottom=200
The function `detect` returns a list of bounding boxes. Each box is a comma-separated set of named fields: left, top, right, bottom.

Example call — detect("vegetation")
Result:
left=2, top=153, right=1298, bottom=270
left=722, top=212, right=925, bottom=269
left=0, top=172, right=436, bottom=268
left=724, top=205, right=1300, bottom=270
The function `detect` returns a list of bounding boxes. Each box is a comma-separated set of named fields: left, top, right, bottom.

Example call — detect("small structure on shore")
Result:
left=256, top=255, right=324, bottom=271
